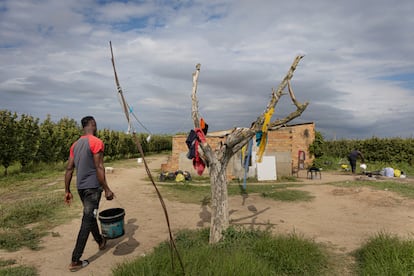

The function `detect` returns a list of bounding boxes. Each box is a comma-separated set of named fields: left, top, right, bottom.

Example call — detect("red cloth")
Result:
left=193, top=128, right=207, bottom=175
left=195, top=128, right=206, bottom=143
left=193, top=139, right=205, bottom=175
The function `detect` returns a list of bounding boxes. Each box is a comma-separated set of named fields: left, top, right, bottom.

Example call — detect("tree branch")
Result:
left=224, top=128, right=255, bottom=154
left=269, top=80, right=309, bottom=129
left=190, top=56, right=308, bottom=164
left=191, top=64, right=201, bottom=128
left=190, top=63, right=215, bottom=163
left=253, top=55, right=306, bottom=131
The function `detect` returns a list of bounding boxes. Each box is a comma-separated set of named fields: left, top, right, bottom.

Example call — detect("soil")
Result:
left=2, top=154, right=414, bottom=275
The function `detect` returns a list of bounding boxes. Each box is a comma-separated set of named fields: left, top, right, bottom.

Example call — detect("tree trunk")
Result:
left=209, top=159, right=229, bottom=243
left=190, top=56, right=308, bottom=244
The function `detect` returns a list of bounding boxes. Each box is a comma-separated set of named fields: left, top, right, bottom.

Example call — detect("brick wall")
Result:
left=265, top=123, right=315, bottom=173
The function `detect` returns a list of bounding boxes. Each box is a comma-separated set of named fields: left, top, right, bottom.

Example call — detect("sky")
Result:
left=1, top=0, right=413, bottom=140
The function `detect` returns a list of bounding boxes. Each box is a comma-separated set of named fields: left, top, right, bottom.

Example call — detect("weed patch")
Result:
left=261, top=189, right=314, bottom=201
left=112, top=227, right=330, bottom=276
left=0, top=186, right=79, bottom=251
left=0, top=258, right=37, bottom=276
left=355, top=232, right=414, bottom=275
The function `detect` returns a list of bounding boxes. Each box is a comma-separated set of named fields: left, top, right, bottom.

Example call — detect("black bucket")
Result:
left=98, top=208, right=125, bottom=239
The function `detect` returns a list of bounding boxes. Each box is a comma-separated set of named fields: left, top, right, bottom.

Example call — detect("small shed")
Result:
left=162, top=122, right=315, bottom=180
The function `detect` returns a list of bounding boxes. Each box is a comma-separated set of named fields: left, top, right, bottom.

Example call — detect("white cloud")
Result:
left=0, top=0, right=413, bottom=139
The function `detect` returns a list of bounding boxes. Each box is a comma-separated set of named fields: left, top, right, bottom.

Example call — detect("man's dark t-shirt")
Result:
left=348, top=150, right=363, bottom=161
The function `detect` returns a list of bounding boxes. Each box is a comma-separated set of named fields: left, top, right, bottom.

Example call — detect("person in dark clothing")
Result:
left=348, top=149, right=365, bottom=174
left=64, top=116, right=114, bottom=272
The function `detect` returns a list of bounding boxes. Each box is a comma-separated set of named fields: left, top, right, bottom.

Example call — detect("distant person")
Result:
left=348, top=149, right=365, bottom=174
left=64, top=116, right=114, bottom=272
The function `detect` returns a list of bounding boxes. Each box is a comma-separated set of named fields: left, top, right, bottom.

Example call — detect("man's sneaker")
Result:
left=69, top=260, right=89, bottom=272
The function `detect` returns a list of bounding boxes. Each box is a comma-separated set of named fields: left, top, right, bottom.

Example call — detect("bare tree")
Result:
left=191, top=55, right=309, bottom=243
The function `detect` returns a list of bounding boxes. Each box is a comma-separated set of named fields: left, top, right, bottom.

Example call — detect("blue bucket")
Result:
left=98, top=208, right=125, bottom=239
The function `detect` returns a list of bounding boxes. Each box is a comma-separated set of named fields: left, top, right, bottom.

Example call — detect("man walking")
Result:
left=64, top=116, right=114, bottom=272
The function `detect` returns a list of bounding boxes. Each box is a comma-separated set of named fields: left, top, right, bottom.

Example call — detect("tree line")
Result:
left=0, top=110, right=172, bottom=175
left=310, top=131, right=414, bottom=165
left=3, top=108, right=411, bottom=176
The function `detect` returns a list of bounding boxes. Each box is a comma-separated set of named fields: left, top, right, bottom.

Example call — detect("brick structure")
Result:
left=162, top=122, right=315, bottom=179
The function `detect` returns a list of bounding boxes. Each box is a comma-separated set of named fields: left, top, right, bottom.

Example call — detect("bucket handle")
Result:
left=100, top=192, right=125, bottom=210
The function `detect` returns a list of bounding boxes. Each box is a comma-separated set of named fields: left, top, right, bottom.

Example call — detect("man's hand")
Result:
left=65, top=192, right=73, bottom=206
left=105, top=189, right=114, bottom=200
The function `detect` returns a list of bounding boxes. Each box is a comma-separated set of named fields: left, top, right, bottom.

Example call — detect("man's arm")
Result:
left=93, top=151, right=114, bottom=200
left=358, top=151, right=365, bottom=162
left=64, top=157, right=75, bottom=205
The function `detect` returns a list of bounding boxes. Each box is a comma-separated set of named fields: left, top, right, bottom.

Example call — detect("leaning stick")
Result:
left=109, top=41, right=185, bottom=275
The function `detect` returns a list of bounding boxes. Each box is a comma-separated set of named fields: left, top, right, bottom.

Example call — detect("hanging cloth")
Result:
left=193, top=139, right=205, bottom=175
left=242, top=139, right=253, bottom=190
left=255, top=131, right=263, bottom=146
left=241, top=145, right=247, bottom=165
left=195, top=128, right=206, bottom=143
left=256, top=107, right=274, bottom=163
left=200, top=118, right=209, bottom=135
left=185, top=129, right=197, bottom=159
left=193, top=128, right=207, bottom=175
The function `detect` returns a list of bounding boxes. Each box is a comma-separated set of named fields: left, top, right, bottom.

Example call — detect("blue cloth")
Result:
left=255, top=131, right=262, bottom=146
left=243, top=139, right=253, bottom=190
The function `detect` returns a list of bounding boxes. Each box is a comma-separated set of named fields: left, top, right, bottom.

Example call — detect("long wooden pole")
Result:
left=109, top=41, right=185, bottom=274
left=110, top=41, right=132, bottom=133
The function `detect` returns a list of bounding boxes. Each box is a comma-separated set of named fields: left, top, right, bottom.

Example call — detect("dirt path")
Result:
left=2, top=155, right=414, bottom=275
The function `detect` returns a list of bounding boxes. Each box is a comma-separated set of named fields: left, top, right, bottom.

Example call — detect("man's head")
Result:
left=81, top=116, right=97, bottom=135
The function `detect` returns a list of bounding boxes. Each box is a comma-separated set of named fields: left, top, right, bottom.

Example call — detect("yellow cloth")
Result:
left=241, top=144, right=247, bottom=162
left=257, top=107, right=274, bottom=163
left=175, top=173, right=185, bottom=182
left=394, top=169, right=401, bottom=177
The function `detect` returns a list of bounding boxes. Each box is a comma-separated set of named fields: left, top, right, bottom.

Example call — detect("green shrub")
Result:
left=112, top=227, right=330, bottom=276
left=355, top=232, right=414, bottom=275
